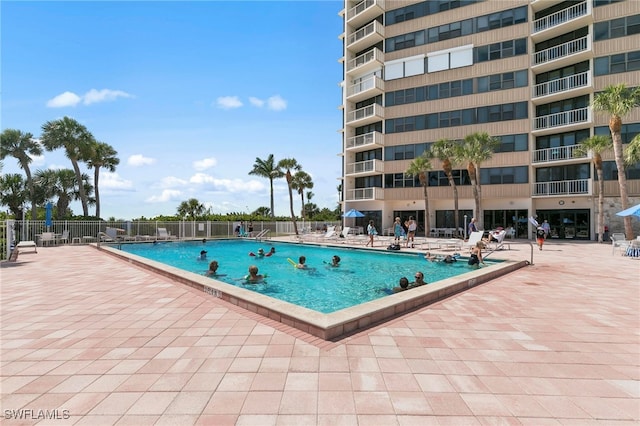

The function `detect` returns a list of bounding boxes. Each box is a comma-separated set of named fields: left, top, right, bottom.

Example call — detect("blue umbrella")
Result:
left=616, top=203, right=640, bottom=218
left=343, top=209, right=365, bottom=218
left=45, top=202, right=53, bottom=229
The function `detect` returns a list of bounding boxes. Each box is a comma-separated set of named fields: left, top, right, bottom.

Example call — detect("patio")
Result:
left=1, top=240, right=638, bottom=425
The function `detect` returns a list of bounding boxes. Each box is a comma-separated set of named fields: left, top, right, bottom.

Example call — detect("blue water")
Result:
left=117, top=240, right=495, bottom=313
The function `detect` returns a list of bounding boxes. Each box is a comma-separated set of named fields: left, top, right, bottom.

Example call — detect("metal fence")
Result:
left=2, top=219, right=340, bottom=261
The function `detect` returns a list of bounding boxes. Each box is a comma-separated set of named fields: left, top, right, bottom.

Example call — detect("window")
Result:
left=475, top=39, right=527, bottom=63
left=480, top=166, right=528, bottom=185
left=495, top=134, right=528, bottom=153
left=385, top=0, right=480, bottom=26
left=594, top=14, right=640, bottom=40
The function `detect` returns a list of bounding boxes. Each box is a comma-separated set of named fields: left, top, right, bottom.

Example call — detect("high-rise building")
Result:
left=339, top=0, right=639, bottom=240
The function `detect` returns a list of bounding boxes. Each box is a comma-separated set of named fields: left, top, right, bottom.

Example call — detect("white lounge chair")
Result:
left=611, top=233, right=627, bottom=255
left=462, top=231, right=484, bottom=251
left=157, top=228, right=176, bottom=240
left=485, top=230, right=509, bottom=251
left=16, top=241, right=37, bottom=253
left=57, top=230, right=69, bottom=245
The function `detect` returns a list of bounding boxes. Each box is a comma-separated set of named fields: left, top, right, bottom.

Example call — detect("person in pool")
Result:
left=424, top=252, right=438, bottom=262
left=266, top=247, right=276, bottom=256
left=245, top=265, right=266, bottom=283
left=296, top=256, right=308, bottom=269
left=327, top=255, right=340, bottom=267
left=197, top=250, right=207, bottom=260
left=442, top=254, right=457, bottom=263
left=205, top=260, right=226, bottom=277
left=409, top=271, right=427, bottom=288
left=468, top=241, right=485, bottom=267
left=392, top=277, right=410, bottom=293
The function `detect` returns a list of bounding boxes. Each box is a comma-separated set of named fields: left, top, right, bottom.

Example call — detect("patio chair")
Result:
left=157, top=228, right=176, bottom=240
left=485, top=230, right=509, bottom=251
left=610, top=233, right=627, bottom=255
left=462, top=231, right=484, bottom=252
left=40, top=232, right=57, bottom=247
left=16, top=240, right=37, bottom=253
left=57, top=230, right=69, bottom=245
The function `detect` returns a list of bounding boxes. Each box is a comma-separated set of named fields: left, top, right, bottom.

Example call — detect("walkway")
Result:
left=1, top=240, right=638, bottom=425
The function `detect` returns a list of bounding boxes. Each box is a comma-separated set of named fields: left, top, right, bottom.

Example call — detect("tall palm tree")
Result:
left=249, top=154, right=283, bottom=218
left=406, top=152, right=433, bottom=235
left=291, top=170, right=314, bottom=219
left=40, top=117, right=95, bottom=217
left=458, top=132, right=499, bottom=229
left=86, top=141, right=119, bottom=220
left=625, top=134, right=640, bottom=166
left=575, top=135, right=612, bottom=243
left=431, top=138, right=462, bottom=236
left=277, top=158, right=302, bottom=235
left=34, top=168, right=83, bottom=218
left=592, top=84, right=640, bottom=239
left=177, top=198, right=205, bottom=220
left=0, top=173, right=28, bottom=218
left=0, top=129, right=43, bottom=220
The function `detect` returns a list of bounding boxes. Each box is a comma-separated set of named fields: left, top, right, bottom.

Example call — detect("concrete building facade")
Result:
left=339, top=0, right=640, bottom=239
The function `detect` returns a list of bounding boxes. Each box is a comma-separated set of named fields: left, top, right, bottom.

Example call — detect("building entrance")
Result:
left=536, top=209, right=590, bottom=240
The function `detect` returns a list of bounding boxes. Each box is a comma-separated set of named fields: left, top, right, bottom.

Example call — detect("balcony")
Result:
left=532, top=36, right=591, bottom=73
left=532, top=107, right=590, bottom=134
left=532, top=1, right=591, bottom=41
left=346, top=103, right=384, bottom=126
left=532, top=178, right=590, bottom=197
left=346, top=131, right=384, bottom=152
left=345, top=159, right=384, bottom=176
left=346, top=75, right=385, bottom=103
left=347, top=21, right=384, bottom=52
left=532, top=145, right=590, bottom=164
left=532, top=71, right=591, bottom=104
left=346, top=47, right=384, bottom=75
left=345, top=186, right=384, bottom=201
left=346, top=0, right=385, bottom=28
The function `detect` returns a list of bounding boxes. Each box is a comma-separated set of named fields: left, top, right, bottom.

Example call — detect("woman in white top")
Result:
left=405, top=216, right=417, bottom=248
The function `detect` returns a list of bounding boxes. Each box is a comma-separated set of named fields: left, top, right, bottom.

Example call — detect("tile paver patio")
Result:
left=1, top=239, right=638, bottom=425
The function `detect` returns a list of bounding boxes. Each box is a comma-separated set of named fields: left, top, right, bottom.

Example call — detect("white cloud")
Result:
left=30, top=154, right=46, bottom=167
left=157, top=176, right=188, bottom=188
left=127, top=154, right=156, bottom=166
left=193, top=157, right=217, bottom=171
left=145, top=189, right=182, bottom=203
left=216, top=96, right=243, bottom=109
left=189, top=174, right=265, bottom=192
left=46, top=91, right=82, bottom=108
left=267, top=95, right=287, bottom=111
left=99, top=172, right=134, bottom=190
left=46, top=88, right=133, bottom=108
left=249, top=97, right=265, bottom=108
left=83, top=89, right=133, bottom=105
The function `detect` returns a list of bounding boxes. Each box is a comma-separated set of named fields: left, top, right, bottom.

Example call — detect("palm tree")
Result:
left=406, top=152, right=433, bottom=235
left=592, top=84, right=640, bottom=239
left=40, top=117, right=95, bottom=217
left=177, top=198, right=205, bottom=220
left=249, top=154, right=283, bottom=218
left=624, top=134, right=640, bottom=166
left=0, top=173, right=28, bottom=218
left=575, top=135, right=612, bottom=243
left=277, top=158, right=302, bottom=235
left=431, top=138, right=462, bottom=236
left=34, top=169, right=83, bottom=218
left=86, top=141, right=119, bottom=220
left=458, top=132, right=499, bottom=229
left=0, top=129, right=43, bottom=220
left=291, top=171, right=314, bottom=219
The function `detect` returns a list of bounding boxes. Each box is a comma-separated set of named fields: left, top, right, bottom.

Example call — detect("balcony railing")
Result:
left=346, top=47, right=382, bottom=72
left=347, top=21, right=384, bottom=48
left=346, top=131, right=383, bottom=150
left=533, top=179, right=590, bottom=196
left=533, top=1, right=588, bottom=33
left=346, top=103, right=383, bottom=124
left=533, top=36, right=589, bottom=66
left=533, top=107, right=590, bottom=131
left=345, top=159, right=383, bottom=175
left=532, top=145, right=589, bottom=163
left=345, top=187, right=383, bottom=201
left=533, top=71, right=590, bottom=98
left=346, top=0, right=384, bottom=22
left=346, top=75, right=384, bottom=98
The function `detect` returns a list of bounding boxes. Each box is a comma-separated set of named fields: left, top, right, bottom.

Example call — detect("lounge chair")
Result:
left=157, top=228, right=176, bottom=240
left=98, top=232, right=115, bottom=242
left=57, top=230, right=69, bottom=245
left=16, top=241, right=37, bottom=254
left=40, top=232, right=57, bottom=247
left=462, top=231, right=484, bottom=251
left=485, top=230, right=509, bottom=251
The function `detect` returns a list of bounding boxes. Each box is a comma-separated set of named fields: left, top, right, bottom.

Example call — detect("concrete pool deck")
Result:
left=1, top=239, right=638, bottom=424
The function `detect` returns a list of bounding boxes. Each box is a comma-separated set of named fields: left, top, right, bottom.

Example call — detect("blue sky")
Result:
left=2, top=1, right=344, bottom=219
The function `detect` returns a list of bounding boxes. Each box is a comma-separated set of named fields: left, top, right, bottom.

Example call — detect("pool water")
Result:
left=117, top=240, right=496, bottom=313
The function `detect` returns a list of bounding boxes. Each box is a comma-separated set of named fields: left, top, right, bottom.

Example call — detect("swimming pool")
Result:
left=116, top=239, right=497, bottom=313
left=101, top=239, right=526, bottom=340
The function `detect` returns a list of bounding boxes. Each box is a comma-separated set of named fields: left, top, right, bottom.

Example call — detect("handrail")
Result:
left=533, top=1, right=588, bottom=33
left=532, top=71, right=589, bottom=98
left=533, top=36, right=588, bottom=66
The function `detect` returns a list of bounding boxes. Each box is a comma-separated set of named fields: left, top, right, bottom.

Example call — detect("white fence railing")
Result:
left=532, top=71, right=590, bottom=98
left=533, top=1, right=588, bottom=33
left=533, top=36, right=589, bottom=66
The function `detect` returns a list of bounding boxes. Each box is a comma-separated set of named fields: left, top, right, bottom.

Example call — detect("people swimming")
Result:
left=442, top=254, right=457, bottom=263
left=205, top=260, right=226, bottom=277
left=197, top=250, right=207, bottom=260
left=468, top=241, right=485, bottom=267
left=249, top=247, right=275, bottom=257
left=424, top=252, right=438, bottom=262
left=393, top=277, right=410, bottom=293
left=296, top=256, right=308, bottom=269
left=409, top=271, right=427, bottom=288
left=324, top=255, right=341, bottom=267
left=245, top=265, right=266, bottom=283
